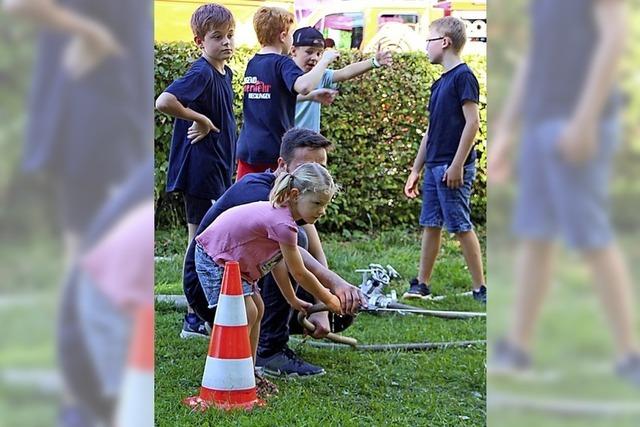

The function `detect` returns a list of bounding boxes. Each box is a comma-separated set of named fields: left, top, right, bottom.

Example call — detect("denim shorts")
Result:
left=420, top=162, right=476, bottom=233
left=195, top=244, right=255, bottom=308
left=513, top=118, right=619, bottom=249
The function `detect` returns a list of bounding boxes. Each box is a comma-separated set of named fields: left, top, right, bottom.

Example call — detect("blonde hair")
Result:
left=269, top=163, right=339, bottom=208
left=253, top=6, right=295, bottom=47
left=190, top=3, right=235, bottom=40
left=430, top=16, right=467, bottom=53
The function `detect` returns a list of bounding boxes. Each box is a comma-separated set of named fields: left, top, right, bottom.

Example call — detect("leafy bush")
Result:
left=155, top=43, right=487, bottom=231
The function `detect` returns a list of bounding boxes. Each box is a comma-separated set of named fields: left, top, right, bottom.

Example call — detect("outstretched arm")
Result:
left=332, top=44, right=392, bottom=83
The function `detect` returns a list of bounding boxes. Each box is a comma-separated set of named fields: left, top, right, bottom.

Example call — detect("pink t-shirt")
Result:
left=81, top=202, right=154, bottom=310
left=195, top=201, right=298, bottom=282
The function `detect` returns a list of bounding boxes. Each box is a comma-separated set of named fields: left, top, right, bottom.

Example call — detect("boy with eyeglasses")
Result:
left=404, top=17, right=486, bottom=303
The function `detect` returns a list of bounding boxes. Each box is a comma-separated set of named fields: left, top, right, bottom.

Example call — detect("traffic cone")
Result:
left=115, top=304, right=154, bottom=427
left=183, top=261, right=261, bottom=411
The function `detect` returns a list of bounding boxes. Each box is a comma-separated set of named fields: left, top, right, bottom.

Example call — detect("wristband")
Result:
left=371, top=57, right=381, bottom=69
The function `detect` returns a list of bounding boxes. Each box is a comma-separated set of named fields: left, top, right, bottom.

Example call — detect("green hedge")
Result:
left=155, top=43, right=487, bottom=231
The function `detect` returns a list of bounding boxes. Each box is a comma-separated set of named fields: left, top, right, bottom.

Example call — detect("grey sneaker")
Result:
left=402, top=278, right=431, bottom=300
left=616, top=353, right=640, bottom=388
left=256, top=346, right=325, bottom=378
left=473, top=285, right=487, bottom=304
left=488, top=339, right=531, bottom=375
left=179, top=313, right=210, bottom=339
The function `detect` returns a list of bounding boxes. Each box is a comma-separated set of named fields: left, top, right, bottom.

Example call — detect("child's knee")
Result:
left=244, top=295, right=264, bottom=326
left=253, top=294, right=265, bottom=320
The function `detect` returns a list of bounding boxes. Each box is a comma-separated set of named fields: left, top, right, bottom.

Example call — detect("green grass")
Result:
left=155, top=227, right=486, bottom=426
left=487, top=234, right=640, bottom=426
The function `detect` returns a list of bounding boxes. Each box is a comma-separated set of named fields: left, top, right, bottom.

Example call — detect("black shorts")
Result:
left=183, top=193, right=213, bottom=225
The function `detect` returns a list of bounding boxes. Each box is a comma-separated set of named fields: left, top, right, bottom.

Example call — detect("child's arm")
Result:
left=293, top=49, right=340, bottom=95
left=297, top=88, right=338, bottom=105
left=155, top=92, right=219, bottom=144
left=443, top=101, right=480, bottom=189
left=271, top=260, right=312, bottom=314
left=332, top=45, right=392, bottom=83
left=302, top=224, right=328, bottom=267
left=279, top=242, right=342, bottom=314
left=404, top=131, right=428, bottom=198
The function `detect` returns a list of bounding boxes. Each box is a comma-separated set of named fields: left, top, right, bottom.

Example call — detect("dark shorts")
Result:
left=420, top=163, right=476, bottom=233
left=183, top=193, right=213, bottom=225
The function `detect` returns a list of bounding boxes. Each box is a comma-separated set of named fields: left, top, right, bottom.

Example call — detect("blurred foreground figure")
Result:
left=489, top=0, right=640, bottom=387
left=3, top=0, right=153, bottom=425
left=3, top=0, right=151, bottom=258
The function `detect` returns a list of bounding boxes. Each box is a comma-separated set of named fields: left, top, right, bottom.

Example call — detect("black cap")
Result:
left=293, top=27, right=325, bottom=48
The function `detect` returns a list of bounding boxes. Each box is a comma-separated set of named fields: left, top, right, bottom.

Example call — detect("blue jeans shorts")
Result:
left=513, top=118, right=619, bottom=249
left=420, top=162, right=476, bottom=233
left=195, top=244, right=255, bottom=308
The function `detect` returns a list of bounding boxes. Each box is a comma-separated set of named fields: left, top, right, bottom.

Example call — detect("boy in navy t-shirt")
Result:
left=403, top=17, right=487, bottom=303
left=155, top=4, right=237, bottom=337
left=235, top=6, right=339, bottom=180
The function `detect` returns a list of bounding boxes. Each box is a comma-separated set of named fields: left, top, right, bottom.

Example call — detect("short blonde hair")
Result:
left=253, top=6, right=295, bottom=47
left=269, top=163, right=339, bottom=208
left=430, top=16, right=467, bottom=53
left=190, top=3, right=234, bottom=40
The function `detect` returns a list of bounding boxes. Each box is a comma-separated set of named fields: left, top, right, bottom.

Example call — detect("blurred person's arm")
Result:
left=488, top=53, right=530, bottom=183
left=444, top=101, right=480, bottom=189
left=3, top=0, right=120, bottom=48
left=155, top=92, right=219, bottom=143
left=404, top=131, right=428, bottom=198
left=3, top=0, right=122, bottom=78
left=557, top=0, right=627, bottom=163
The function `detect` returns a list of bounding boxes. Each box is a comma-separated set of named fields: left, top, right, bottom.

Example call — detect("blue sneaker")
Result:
left=473, top=285, right=487, bottom=304
left=180, top=313, right=210, bottom=339
left=256, top=346, right=325, bottom=378
left=402, top=278, right=431, bottom=300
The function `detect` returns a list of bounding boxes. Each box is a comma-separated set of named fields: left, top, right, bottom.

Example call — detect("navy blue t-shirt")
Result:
left=236, top=54, right=304, bottom=164
left=183, top=172, right=276, bottom=306
left=524, top=0, right=619, bottom=123
left=426, top=63, right=479, bottom=167
left=165, top=58, right=237, bottom=199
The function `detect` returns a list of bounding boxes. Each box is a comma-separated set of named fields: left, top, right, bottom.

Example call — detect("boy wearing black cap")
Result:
left=292, top=27, right=393, bottom=132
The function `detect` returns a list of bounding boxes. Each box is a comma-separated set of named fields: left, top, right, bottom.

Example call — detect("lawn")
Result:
left=155, top=227, right=487, bottom=426
left=487, top=231, right=640, bottom=427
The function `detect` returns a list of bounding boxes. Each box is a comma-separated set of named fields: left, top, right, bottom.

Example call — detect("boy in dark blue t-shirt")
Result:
left=235, top=6, right=338, bottom=180
left=403, top=17, right=486, bottom=304
left=155, top=4, right=237, bottom=337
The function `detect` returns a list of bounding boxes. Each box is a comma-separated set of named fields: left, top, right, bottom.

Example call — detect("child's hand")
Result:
left=443, top=163, right=464, bottom=189
left=320, top=49, right=340, bottom=65
left=288, top=297, right=313, bottom=315
left=62, top=23, right=123, bottom=79
left=375, top=43, right=393, bottom=67
left=322, top=294, right=343, bottom=315
left=187, top=116, right=219, bottom=144
left=404, top=171, right=420, bottom=198
left=556, top=119, right=597, bottom=165
left=309, top=88, right=338, bottom=106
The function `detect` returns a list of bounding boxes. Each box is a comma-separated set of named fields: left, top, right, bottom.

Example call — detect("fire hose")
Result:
left=295, top=303, right=485, bottom=351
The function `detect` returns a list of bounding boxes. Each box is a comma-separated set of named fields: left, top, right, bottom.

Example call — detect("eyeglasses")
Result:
left=426, top=36, right=445, bottom=44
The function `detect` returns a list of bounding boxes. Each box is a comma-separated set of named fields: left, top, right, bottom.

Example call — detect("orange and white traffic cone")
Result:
left=183, top=261, right=262, bottom=411
left=115, top=304, right=154, bottom=427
